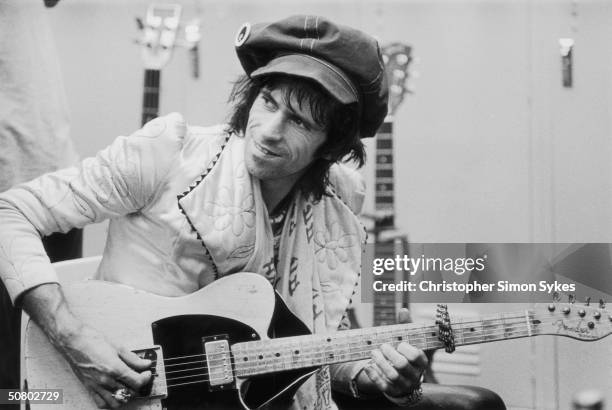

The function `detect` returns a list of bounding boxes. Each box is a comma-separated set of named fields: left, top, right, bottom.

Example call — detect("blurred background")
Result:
left=39, top=0, right=612, bottom=408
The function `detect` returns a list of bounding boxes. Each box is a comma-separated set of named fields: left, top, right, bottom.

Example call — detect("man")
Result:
left=0, top=15, right=504, bottom=409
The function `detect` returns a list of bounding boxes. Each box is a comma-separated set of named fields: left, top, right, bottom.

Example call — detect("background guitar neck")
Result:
left=374, top=119, right=395, bottom=231
left=370, top=43, right=413, bottom=327
left=142, top=69, right=160, bottom=126
left=373, top=118, right=409, bottom=326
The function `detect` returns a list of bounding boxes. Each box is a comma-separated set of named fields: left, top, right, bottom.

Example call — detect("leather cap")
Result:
left=235, top=15, right=388, bottom=138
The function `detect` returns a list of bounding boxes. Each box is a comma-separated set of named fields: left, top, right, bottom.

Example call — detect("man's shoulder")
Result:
left=142, top=113, right=231, bottom=158
left=183, top=122, right=232, bottom=160
left=328, top=163, right=366, bottom=214
left=140, top=113, right=229, bottom=144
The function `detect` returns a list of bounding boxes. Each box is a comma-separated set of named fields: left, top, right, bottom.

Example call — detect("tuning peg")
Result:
left=568, top=294, right=575, bottom=304
left=135, top=17, right=144, bottom=31
left=599, top=299, right=606, bottom=309
left=396, top=54, right=410, bottom=65
left=585, top=297, right=591, bottom=306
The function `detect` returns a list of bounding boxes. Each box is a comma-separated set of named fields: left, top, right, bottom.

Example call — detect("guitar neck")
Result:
left=232, top=310, right=538, bottom=377
left=142, top=69, right=161, bottom=126
left=373, top=118, right=404, bottom=326
left=374, top=119, right=395, bottom=230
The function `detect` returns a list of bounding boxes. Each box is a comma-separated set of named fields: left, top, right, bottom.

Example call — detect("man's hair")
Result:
left=227, top=74, right=365, bottom=201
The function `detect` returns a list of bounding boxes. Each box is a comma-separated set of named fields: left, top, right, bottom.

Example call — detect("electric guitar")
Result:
left=368, top=43, right=414, bottom=327
left=137, top=4, right=182, bottom=126
left=22, top=273, right=611, bottom=409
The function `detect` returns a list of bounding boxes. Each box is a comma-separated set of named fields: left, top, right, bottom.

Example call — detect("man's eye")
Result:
left=291, top=117, right=306, bottom=128
left=261, top=95, right=276, bottom=109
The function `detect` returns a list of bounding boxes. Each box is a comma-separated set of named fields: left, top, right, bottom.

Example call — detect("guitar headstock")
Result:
left=136, top=4, right=182, bottom=70
left=381, top=43, right=413, bottom=116
left=532, top=296, right=611, bottom=341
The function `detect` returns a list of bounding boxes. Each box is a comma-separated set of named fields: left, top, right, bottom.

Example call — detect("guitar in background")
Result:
left=136, top=4, right=182, bottom=126
left=372, top=43, right=414, bottom=326
left=349, top=43, right=413, bottom=329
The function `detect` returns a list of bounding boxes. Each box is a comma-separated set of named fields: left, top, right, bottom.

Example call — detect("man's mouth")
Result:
left=254, top=141, right=281, bottom=157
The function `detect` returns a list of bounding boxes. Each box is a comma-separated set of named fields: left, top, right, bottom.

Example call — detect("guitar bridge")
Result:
left=202, top=335, right=235, bottom=391
left=132, top=346, right=168, bottom=399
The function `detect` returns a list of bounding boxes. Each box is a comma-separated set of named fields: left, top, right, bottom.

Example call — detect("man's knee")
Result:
left=418, top=384, right=506, bottom=410
left=456, top=386, right=506, bottom=410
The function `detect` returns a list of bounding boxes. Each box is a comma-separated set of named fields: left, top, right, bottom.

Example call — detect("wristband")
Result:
left=382, top=373, right=424, bottom=407
left=383, top=385, right=423, bottom=407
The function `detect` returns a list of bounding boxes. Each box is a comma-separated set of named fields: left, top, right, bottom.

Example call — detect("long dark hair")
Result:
left=227, top=74, right=365, bottom=201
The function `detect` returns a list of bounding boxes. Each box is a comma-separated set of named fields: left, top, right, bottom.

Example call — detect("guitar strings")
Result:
left=158, top=312, right=534, bottom=365
left=176, top=319, right=533, bottom=372
left=157, top=320, right=536, bottom=385
left=162, top=325, right=534, bottom=386
left=158, top=315, right=538, bottom=377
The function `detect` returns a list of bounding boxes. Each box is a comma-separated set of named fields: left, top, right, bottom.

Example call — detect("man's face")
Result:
left=244, top=82, right=327, bottom=189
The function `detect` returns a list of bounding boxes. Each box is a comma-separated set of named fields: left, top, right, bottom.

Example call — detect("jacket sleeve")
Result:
left=0, top=113, right=187, bottom=304
left=330, top=312, right=370, bottom=397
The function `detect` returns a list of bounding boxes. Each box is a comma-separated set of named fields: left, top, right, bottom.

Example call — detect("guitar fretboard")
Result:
left=231, top=310, right=538, bottom=377
left=375, top=120, right=395, bottom=230
left=142, top=69, right=161, bottom=126
left=373, top=118, right=403, bottom=326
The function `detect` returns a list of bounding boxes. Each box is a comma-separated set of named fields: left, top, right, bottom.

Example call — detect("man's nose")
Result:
left=260, top=112, right=285, bottom=142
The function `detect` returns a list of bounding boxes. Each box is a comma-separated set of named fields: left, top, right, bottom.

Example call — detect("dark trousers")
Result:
left=0, top=229, right=82, bottom=395
left=334, top=384, right=506, bottom=410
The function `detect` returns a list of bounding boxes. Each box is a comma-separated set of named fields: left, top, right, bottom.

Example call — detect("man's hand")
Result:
left=356, top=308, right=428, bottom=399
left=362, top=342, right=428, bottom=398
left=22, top=283, right=152, bottom=408
left=61, top=325, right=152, bottom=408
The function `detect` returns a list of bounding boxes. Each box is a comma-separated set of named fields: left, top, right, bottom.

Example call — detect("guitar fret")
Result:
left=376, top=177, right=395, bottom=183
left=376, top=148, right=394, bottom=156
left=375, top=191, right=395, bottom=197
left=376, top=163, right=394, bottom=170
left=525, top=310, right=533, bottom=337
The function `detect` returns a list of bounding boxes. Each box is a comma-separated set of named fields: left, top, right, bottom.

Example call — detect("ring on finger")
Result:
left=112, top=388, right=132, bottom=403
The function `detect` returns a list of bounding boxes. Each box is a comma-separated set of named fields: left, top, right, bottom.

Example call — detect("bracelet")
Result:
left=383, top=386, right=423, bottom=407
left=382, top=373, right=424, bottom=407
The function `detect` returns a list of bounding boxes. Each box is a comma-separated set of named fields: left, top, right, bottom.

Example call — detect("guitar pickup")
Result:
left=132, top=346, right=168, bottom=399
left=202, top=335, right=235, bottom=391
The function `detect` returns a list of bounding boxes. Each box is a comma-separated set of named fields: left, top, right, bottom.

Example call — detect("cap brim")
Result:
left=250, top=54, right=359, bottom=105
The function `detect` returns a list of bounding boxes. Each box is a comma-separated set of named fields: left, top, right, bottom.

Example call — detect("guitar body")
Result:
left=22, top=273, right=315, bottom=409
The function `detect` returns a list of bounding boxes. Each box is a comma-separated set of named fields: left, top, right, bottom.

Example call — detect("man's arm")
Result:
left=22, top=283, right=152, bottom=408
left=0, top=113, right=187, bottom=408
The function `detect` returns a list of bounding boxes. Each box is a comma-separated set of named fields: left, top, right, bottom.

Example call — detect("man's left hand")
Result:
left=362, top=342, right=428, bottom=398
left=356, top=307, right=428, bottom=398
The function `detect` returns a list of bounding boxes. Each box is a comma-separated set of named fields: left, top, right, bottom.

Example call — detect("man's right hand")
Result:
left=21, top=283, right=152, bottom=409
